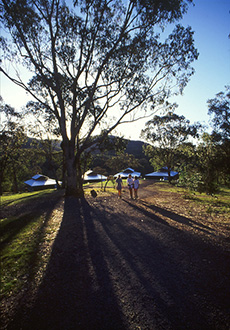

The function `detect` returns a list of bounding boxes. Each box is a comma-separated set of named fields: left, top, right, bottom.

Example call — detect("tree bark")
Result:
left=167, top=166, right=172, bottom=184
left=63, top=140, right=84, bottom=197
left=12, top=162, right=19, bottom=193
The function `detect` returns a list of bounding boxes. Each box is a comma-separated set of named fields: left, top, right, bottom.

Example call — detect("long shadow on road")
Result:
left=125, top=198, right=215, bottom=235
left=7, top=195, right=230, bottom=330
left=9, top=197, right=125, bottom=330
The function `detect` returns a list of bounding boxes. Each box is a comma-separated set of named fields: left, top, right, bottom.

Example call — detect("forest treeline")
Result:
left=0, top=130, right=229, bottom=195
left=1, top=86, right=230, bottom=195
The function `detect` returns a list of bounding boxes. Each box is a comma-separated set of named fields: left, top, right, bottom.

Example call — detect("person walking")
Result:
left=133, top=176, right=140, bottom=199
left=116, top=175, right=123, bottom=198
left=127, top=174, right=134, bottom=199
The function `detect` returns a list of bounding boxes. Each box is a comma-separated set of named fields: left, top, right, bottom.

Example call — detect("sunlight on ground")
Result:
left=0, top=198, right=64, bottom=299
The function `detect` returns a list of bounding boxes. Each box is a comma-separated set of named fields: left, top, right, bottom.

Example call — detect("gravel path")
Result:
left=2, top=184, right=230, bottom=330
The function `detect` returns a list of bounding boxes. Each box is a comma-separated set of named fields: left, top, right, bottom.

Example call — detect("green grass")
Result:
left=0, top=213, right=47, bottom=297
left=83, top=179, right=146, bottom=195
left=0, top=189, right=55, bottom=207
left=0, top=182, right=125, bottom=298
left=155, top=182, right=230, bottom=218
left=153, top=181, right=186, bottom=193
left=83, top=180, right=117, bottom=195
left=184, top=188, right=230, bottom=218
left=0, top=189, right=60, bottom=299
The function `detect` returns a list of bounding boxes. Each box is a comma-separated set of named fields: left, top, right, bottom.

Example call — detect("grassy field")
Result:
left=1, top=213, right=45, bottom=295
left=156, top=182, right=230, bottom=220
left=0, top=189, right=56, bottom=207
left=0, top=185, right=117, bottom=298
left=0, top=189, right=62, bottom=298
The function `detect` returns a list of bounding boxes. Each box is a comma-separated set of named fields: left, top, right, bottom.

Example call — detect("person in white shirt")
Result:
left=133, top=176, right=140, bottom=199
left=127, top=174, right=134, bottom=199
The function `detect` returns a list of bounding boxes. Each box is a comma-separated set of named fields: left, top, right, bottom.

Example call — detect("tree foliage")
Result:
left=106, top=152, right=140, bottom=174
left=141, top=111, right=201, bottom=181
left=195, top=133, right=222, bottom=193
left=0, top=0, right=198, bottom=196
left=0, top=98, right=27, bottom=194
left=208, top=86, right=230, bottom=141
left=206, top=86, right=230, bottom=189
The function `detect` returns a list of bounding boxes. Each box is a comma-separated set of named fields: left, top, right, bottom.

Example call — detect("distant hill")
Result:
left=24, top=135, right=147, bottom=157
left=24, top=137, right=62, bottom=151
left=23, top=135, right=153, bottom=174
left=90, top=136, right=153, bottom=174
left=125, top=139, right=146, bottom=159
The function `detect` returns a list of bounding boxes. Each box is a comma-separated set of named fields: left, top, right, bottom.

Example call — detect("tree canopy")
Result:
left=206, top=86, right=230, bottom=188
left=141, top=111, right=201, bottom=181
left=208, top=85, right=230, bottom=141
left=0, top=0, right=198, bottom=196
left=0, top=98, right=27, bottom=194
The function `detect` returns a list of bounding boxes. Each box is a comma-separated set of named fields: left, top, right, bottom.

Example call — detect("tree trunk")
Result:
left=12, top=162, right=19, bottom=193
left=63, top=140, right=84, bottom=197
left=61, top=151, right=66, bottom=189
left=167, top=167, right=172, bottom=184
left=0, top=169, right=3, bottom=195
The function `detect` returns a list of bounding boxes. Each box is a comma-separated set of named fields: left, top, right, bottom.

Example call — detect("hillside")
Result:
left=17, top=135, right=153, bottom=182
left=24, top=136, right=147, bottom=158
left=125, top=139, right=146, bottom=159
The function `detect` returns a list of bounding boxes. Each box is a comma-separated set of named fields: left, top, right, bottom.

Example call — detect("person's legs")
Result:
left=129, top=187, right=133, bottom=199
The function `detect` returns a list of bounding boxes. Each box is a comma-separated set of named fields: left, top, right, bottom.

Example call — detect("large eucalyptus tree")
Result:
left=0, top=0, right=198, bottom=196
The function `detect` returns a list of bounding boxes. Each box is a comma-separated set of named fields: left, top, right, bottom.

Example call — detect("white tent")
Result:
left=145, top=167, right=178, bottom=180
left=114, top=168, right=141, bottom=178
left=24, top=174, right=61, bottom=191
left=83, top=170, right=107, bottom=182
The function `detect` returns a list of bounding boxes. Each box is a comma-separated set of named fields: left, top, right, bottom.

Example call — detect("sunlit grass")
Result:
left=83, top=179, right=146, bottom=196
left=154, top=182, right=230, bottom=218
left=185, top=190, right=230, bottom=218
left=0, top=189, right=56, bottom=207
left=0, top=189, right=63, bottom=299
left=153, top=181, right=186, bottom=193
left=83, top=180, right=116, bottom=196
left=0, top=213, right=46, bottom=297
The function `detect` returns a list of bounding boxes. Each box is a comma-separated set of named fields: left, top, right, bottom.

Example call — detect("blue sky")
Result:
left=173, top=0, right=230, bottom=126
left=119, top=0, right=230, bottom=140
left=1, top=0, right=230, bottom=141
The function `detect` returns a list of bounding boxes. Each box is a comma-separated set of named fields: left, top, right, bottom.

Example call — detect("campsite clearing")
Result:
left=1, top=181, right=229, bottom=330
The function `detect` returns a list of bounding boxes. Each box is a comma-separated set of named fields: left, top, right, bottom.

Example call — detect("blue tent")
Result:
left=145, top=167, right=178, bottom=180
left=83, top=170, right=107, bottom=182
left=24, top=174, right=61, bottom=191
left=114, top=168, right=141, bottom=178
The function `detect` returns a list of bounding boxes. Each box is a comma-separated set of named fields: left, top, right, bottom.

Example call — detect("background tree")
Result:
left=141, top=110, right=201, bottom=182
left=0, top=98, right=27, bottom=194
left=24, top=99, right=63, bottom=185
left=208, top=86, right=230, bottom=141
left=87, top=135, right=128, bottom=176
left=196, top=133, right=220, bottom=194
left=207, top=86, right=230, bottom=187
left=0, top=0, right=198, bottom=196
left=106, top=153, right=140, bottom=174
left=175, top=142, right=201, bottom=190
left=39, top=138, right=62, bottom=187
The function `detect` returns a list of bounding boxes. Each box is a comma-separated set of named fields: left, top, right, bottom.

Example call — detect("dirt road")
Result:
left=2, top=182, right=230, bottom=329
